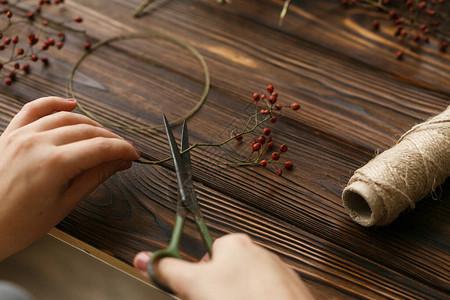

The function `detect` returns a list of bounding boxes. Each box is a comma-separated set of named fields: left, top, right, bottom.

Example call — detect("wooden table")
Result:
left=0, top=0, right=448, bottom=298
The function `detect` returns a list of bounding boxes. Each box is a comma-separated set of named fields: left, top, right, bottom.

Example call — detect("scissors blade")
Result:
left=163, top=115, right=193, bottom=206
left=180, top=120, right=194, bottom=185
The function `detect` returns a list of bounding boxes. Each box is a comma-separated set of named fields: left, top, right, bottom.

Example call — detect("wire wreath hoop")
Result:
left=66, top=31, right=210, bottom=131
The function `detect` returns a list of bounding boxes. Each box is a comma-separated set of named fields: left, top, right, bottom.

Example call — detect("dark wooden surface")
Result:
left=1, top=0, right=449, bottom=299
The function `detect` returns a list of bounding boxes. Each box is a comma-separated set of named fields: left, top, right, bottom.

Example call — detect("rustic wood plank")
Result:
left=0, top=0, right=448, bottom=298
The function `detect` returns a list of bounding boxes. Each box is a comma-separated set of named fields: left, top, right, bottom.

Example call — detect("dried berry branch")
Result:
left=341, top=0, right=448, bottom=58
left=0, top=0, right=89, bottom=85
left=137, top=84, right=301, bottom=176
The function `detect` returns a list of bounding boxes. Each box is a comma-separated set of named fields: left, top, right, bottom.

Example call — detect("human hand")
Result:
left=0, top=97, right=140, bottom=261
left=133, top=233, right=314, bottom=300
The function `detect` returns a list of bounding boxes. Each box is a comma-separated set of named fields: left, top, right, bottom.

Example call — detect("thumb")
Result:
left=134, top=252, right=200, bottom=296
left=61, top=160, right=131, bottom=208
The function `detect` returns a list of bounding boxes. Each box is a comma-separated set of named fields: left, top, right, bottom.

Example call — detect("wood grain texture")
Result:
left=0, top=0, right=449, bottom=299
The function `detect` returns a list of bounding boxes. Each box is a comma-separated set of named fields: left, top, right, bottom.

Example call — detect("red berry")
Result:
left=260, top=94, right=266, bottom=100
left=252, top=92, right=260, bottom=101
left=291, top=103, right=300, bottom=110
left=56, top=41, right=64, bottom=49
left=26, top=11, right=33, bottom=19
left=0, top=45, right=4, bottom=50
left=284, top=161, right=293, bottom=169
left=41, top=57, right=49, bottom=64
left=271, top=152, right=280, bottom=160
left=426, top=9, right=435, bottom=16
left=260, top=109, right=270, bottom=115
left=440, top=41, right=448, bottom=53
left=74, top=16, right=83, bottom=23
left=260, top=160, right=267, bottom=167
left=270, top=116, right=277, bottom=123
left=279, top=144, right=288, bottom=152
left=423, top=36, right=429, bottom=43
left=418, top=1, right=426, bottom=9
left=268, top=95, right=277, bottom=104
left=6, top=10, right=12, bottom=18
left=4, top=37, right=10, bottom=45
left=372, top=20, right=379, bottom=30
left=413, top=34, right=420, bottom=42
left=275, top=169, right=282, bottom=176
left=257, top=136, right=266, bottom=145
left=12, top=36, right=18, bottom=43
left=235, top=134, right=243, bottom=141
left=84, top=42, right=91, bottom=50
left=389, top=11, right=397, bottom=19
left=252, top=142, right=261, bottom=152
left=267, top=84, right=274, bottom=94
left=263, top=127, right=271, bottom=136
left=46, top=38, right=55, bottom=46
left=17, top=48, right=24, bottom=55
left=274, top=103, right=282, bottom=110
left=8, top=72, right=15, bottom=79
left=57, top=32, right=65, bottom=38
left=0, top=63, right=3, bottom=70
left=5, top=78, right=11, bottom=85
left=14, top=63, right=19, bottom=69
left=31, top=54, right=38, bottom=61
left=430, top=21, right=439, bottom=27
left=28, top=35, right=38, bottom=45
left=267, top=142, right=274, bottom=150
left=396, top=50, right=404, bottom=60
left=42, top=43, right=49, bottom=50
left=22, top=64, right=30, bottom=73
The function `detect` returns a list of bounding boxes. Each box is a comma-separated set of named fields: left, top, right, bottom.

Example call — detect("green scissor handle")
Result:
left=148, top=214, right=213, bottom=294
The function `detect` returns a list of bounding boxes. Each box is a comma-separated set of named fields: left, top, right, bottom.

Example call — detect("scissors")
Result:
left=147, top=115, right=213, bottom=293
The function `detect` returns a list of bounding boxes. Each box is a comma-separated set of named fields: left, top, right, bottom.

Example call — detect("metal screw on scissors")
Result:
left=147, top=115, right=213, bottom=294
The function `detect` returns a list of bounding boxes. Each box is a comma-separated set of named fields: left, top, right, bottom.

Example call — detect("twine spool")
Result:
left=342, top=106, right=450, bottom=227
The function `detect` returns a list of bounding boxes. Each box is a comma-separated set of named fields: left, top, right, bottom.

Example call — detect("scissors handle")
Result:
left=148, top=214, right=184, bottom=294
left=195, top=217, right=213, bottom=257
left=148, top=214, right=213, bottom=294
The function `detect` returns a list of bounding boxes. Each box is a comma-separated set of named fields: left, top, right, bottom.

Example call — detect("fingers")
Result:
left=5, top=97, right=77, bottom=134
left=133, top=251, right=199, bottom=295
left=46, top=123, right=122, bottom=146
left=157, top=257, right=199, bottom=294
left=211, top=233, right=253, bottom=256
left=57, top=137, right=139, bottom=180
left=27, top=110, right=103, bottom=133
left=134, top=252, right=152, bottom=279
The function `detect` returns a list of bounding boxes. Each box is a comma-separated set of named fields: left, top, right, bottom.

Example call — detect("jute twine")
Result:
left=342, top=106, right=450, bottom=227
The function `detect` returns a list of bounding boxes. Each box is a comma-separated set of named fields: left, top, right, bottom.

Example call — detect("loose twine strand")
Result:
left=342, top=106, right=450, bottom=227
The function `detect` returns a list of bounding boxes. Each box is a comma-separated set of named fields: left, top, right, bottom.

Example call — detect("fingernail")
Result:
left=135, top=252, right=150, bottom=272
left=66, top=98, right=76, bottom=102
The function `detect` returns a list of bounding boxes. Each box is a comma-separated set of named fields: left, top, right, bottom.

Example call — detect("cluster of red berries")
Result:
left=342, top=0, right=448, bottom=59
left=233, top=84, right=300, bottom=176
left=0, top=0, right=89, bottom=85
